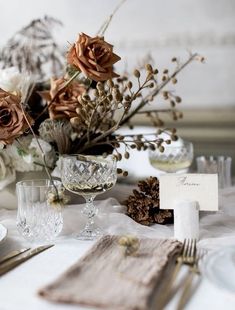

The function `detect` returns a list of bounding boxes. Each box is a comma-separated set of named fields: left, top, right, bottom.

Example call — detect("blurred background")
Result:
left=1, top=0, right=235, bottom=172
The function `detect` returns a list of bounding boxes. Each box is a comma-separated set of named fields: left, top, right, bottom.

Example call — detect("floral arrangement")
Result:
left=0, top=5, right=203, bottom=191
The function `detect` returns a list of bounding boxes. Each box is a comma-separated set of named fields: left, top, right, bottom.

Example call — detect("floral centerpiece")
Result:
left=0, top=7, right=203, bottom=208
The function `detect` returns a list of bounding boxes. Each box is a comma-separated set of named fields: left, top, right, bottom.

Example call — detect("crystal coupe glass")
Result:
left=149, top=140, right=194, bottom=173
left=61, top=154, right=117, bottom=240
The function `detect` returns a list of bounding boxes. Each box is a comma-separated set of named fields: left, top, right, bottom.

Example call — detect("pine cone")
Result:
left=124, top=176, right=173, bottom=226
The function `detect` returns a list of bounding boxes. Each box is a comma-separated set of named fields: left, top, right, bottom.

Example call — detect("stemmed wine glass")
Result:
left=61, top=154, right=117, bottom=240
left=149, top=140, right=194, bottom=173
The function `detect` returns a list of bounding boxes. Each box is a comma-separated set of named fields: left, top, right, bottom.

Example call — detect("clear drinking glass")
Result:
left=149, top=140, right=194, bottom=173
left=61, top=154, right=117, bottom=240
left=16, top=179, right=63, bottom=243
left=196, top=156, right=232, bottom=188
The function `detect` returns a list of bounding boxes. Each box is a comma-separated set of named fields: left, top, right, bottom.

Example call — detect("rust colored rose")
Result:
left=0, top=89, right=32, bottom=145
left=40, top=77, right=85, bottom=120
left=67, top=33, right=121, bottom=82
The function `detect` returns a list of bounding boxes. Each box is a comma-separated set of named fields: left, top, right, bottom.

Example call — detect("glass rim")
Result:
left=149, top=140, right=193, bottom=150
left=16, top=179, right=62, bottom=188
left=196, top=155, right=232, bottom=160
left=60, top=153, right=117, bottom=162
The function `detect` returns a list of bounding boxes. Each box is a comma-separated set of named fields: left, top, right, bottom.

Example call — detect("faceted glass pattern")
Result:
left=16, top=179, right=63, bottom=243
left=149, top=141, right=194, bottom=173
left=61, top=155, right=117, bottom=240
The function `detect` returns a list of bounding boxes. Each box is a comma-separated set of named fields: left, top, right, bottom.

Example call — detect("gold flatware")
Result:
left=0, top=248, right=30, bottom=265
left=0, top=244, right=54, bottom=276
left=157, top=239, right=197, bottom=310
left=177, top=248, right=207, bottom=310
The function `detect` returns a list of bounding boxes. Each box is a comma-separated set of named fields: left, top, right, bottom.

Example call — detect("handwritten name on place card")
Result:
left=160, top=174, right=218, bottom=211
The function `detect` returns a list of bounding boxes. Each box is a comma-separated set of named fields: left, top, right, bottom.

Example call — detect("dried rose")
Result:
left=67, top=33, right=121, bottom=82
left=40, top=77, right=85, bottom=120
left=0, top=89, right=32, bottom=145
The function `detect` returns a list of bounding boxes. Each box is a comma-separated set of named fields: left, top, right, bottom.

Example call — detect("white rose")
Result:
left=29, top=138, right=52, bottom=154
left=29, top=138, right=56, bottom=168
left=0, top=67, right=32, bottom=97
left=3, top=136, right=56, bottom=172
left=0, top=153, right=16, bottom=190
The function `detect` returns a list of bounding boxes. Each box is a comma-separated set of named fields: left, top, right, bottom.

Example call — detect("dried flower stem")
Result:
left=97, top=0, right=127, bottom=36
left=19, top=101, right=59, bottom=199
left=137, top=109, right=172, bottom=114
left=78, top=53, right=198, bottom=153
left=120, top=53, right=199, bottom=126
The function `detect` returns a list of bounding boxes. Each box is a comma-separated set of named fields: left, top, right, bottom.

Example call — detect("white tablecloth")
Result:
left=1, top=185, right=235, bottom=310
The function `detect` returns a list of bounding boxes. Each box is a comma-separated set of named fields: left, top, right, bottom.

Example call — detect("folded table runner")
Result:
left=39, top=236, right=182, bottom=310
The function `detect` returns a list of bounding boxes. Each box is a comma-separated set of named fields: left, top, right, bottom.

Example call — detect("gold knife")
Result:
left=0, top=244, right=54, bottom=276
left=0, top=248, right=30, bottom=265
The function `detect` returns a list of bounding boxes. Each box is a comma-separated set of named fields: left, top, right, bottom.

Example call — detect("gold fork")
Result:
left=156, top=239, right=197, bottom=310
left=176, top=241, right=205, bottom=310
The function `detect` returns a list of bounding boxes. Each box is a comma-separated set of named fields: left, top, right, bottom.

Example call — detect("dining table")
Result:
left=0, top=181, right=235, bottom=310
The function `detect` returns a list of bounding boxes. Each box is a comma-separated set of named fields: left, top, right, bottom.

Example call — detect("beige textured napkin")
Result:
left=39, top=236, right=182, bottom=310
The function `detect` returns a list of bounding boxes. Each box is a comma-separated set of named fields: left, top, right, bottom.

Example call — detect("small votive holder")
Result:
left=196, top=156, right=232, bottom=189
left=16, top=179, right=63, bottom=243
left=174, top=200, right=199, bottom=242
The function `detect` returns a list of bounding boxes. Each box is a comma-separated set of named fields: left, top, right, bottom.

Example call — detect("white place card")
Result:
left=160, top=174, right=218, bottom=211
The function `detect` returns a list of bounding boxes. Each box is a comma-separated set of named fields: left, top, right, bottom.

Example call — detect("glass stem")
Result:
left=83, top=195, right=97, bottom=230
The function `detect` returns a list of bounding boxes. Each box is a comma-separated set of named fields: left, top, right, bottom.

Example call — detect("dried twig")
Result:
left=120, top=53, right=199, bottom=125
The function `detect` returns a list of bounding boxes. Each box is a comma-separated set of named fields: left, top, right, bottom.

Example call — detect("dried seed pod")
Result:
left=117, top=135, right=124, bottom=141
left=117, top=168, right=123, bottom=174
left=125, top=95, right=131, bottom=101
left=70, top=117, right=80, bottom=126
left=172, top=78, right=177, bottom=84
left=171, top=135, right=178, bottom=141
left=117, top=153, right=122, bottom=161
left=170, top=100, right=175, bottom=107
left=127, top=81, right=133, bottom=89
left=114, top=142, right=120, bottom=148
left=134, top=69, right=140, bottom=78
left=159, top=146, right=165, bottom=153
left=123, top=171, right=128, bottom=177
left=172, top=112, right=178, bottom=121
left=107, top=79, right=114, bottom=88
left=153, top=68, right=159, bottom=74
left=118, top=235, right=140, bottom=256
left=93, top=89, right=99, bottom=97
left=107, top=94, right=113, bottom=101
left=82, top=94, right=91, bottom=101
left=145, top=64, right=153, bottom=72
left=172, top=57, right=177, bottom=62
left=197, top=56, right=205, bottom=63
left=96, top=82, right=104, bottom=91
left=163, top=69, right=168, bottom=74
left=124, top=152, right=130, bottom=159
left=146, top=73, right=153, bottom=81
left=175, top=96, right=182, bottom=103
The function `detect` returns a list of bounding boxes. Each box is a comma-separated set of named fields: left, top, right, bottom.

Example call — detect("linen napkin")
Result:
left=39, top=236, right=181, bottom=310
